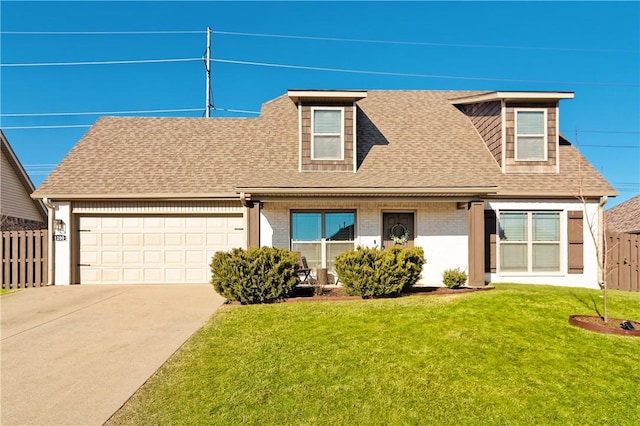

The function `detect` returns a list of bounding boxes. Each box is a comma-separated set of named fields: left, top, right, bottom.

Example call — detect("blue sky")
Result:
left=1, top=1, right=638, bottom=208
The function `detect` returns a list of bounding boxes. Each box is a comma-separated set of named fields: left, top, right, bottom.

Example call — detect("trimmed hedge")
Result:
left=334, top=246, right=425, bottom=297
left=442, top=268, right=468, bottom=288
left=210, top=247, right=298, bottom=304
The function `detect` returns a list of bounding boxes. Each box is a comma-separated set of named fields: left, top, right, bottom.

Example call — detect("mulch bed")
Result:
left=225, top=286, right=494, bottom=305
left=283, top=285, right=494, bottom=303
left=569, top=315, right=640, bottom=337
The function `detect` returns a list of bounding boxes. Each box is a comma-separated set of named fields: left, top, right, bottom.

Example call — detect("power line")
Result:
left=211, top=30, right=640, bottom=54
left=211, top=58, right=640, bottom=87
left=1, top=30, right=205, bottom=35
left=579, top=145, right=639, bottom=149
left=0, top=108, right=204, bottom=117
left=577, top=130, right=640, bottom=135
left=4, top=29, right=635, bottom=54
left=0, top=58, right=200, bottom=67
left=2, top=125, right=92, bottom=129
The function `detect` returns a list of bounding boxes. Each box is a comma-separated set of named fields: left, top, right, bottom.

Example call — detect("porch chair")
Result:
left=295, top=252, right=312, bottom=283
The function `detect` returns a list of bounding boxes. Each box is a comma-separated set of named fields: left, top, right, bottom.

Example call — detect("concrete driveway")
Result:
left=1, top=284, right=225, bottom=426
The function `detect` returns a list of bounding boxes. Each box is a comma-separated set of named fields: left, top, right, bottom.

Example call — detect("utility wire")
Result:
left=0, top=108, right=205, bottom=117
left=211, top=58, right=640, bottom=87
left=211, top=30, right=640, bottom=54
left=1, top=30, right=205, bottom=34
left=3, top=56, right=636, bottom=87
left=0, top=58, right=200, bottom=67
left=3, top=29, right=635, bottom=53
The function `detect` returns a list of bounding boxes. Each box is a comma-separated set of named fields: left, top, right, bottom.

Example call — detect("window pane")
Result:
left=500, top=243, right=528, bottom=271
left=314, top=110, right=341, bottom=133
left=517, top=111, right=544, bottom=135
left=313, top=135, right=341, bottom=159
left=292, top=213, right=321, bottom=241
left=533, top=212, right=560, bottom=241
left=533, top=243, right=560, bottom=271
left=292, top=242, right=321, bottom=270
left=326, top=242, right=354, bottom=272
left=517, top=136, right=545, bottom=160
left=326, top=213, right=355, bottom=241
left=500, top=212, right=527, bottom=241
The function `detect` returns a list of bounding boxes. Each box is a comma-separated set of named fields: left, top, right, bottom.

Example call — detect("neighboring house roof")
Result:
left=33, top=90, right=616, bottom=200
left=605, top=195, right=640, bottom=234
left=1, top=130, right=48, bottom=225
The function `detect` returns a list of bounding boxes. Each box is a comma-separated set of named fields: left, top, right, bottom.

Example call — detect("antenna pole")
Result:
left=205, top=26, right=211, bottom=118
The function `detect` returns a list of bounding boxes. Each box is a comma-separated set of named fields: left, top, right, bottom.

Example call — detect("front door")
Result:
left=383, top=212, right=415, bottom=248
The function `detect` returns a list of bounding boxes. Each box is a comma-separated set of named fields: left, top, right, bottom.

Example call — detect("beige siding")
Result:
left=459, top=101, right=503, bottom=165
left=1, top=152, right=42, bottom=222
left=504, top=101, right=558, bottom=173
left=300, top=103, right=354, bottom=172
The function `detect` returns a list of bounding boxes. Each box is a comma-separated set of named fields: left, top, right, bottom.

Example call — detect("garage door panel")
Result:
left=143, top=269, right=163, bottom=282
left=123, top=234, right=142, bottom=246
left=101, top=251, right=121, bottom=265
left=102, top=269, right=121, bottom=283
left=123, top=269, right=142, bottom=282
left=164, top=234, right=183, bottom=246
left=143, top=217, right=162, bottom=228
left=165, top=250, right=183, bottom=264
left=143, top=251, right=163, bottom=264
left=122, top=251, right=141, bottom=264
left=79, top=215, right=244, bottom=284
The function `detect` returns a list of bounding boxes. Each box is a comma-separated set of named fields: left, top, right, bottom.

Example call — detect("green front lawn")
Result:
left=108, top=284, right=640, bottom=425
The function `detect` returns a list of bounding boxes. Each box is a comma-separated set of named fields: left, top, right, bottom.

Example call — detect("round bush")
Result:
left=210, top=247, right=298, bottom=304
left=335, top=246, right=425, bottom=297
left=442, top=268, right=468, bottom=288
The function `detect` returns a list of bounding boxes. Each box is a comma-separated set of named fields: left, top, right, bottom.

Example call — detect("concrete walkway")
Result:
left=1, top=284, right=225, bottom=426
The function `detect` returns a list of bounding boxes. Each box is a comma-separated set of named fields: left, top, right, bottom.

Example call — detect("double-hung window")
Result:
left=311, top=108, right=344, bottom=160
left=515, top=109, right=547, bottom=161
left=499, top=211, right=560, bottom=272
left=291, top=211, right=355, bottom=271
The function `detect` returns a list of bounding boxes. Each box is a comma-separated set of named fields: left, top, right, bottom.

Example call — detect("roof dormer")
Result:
left=288, top=90, right=367, bottom=172
left=451, top=91, right=574, bottom=174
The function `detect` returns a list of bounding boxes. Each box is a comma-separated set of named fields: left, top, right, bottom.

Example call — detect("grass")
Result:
left=0, top=288, right=17, bottom=295
left=107, top=284, right=640, bottom=425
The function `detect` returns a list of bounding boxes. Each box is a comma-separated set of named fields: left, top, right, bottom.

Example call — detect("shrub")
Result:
left=210, top=247, right=298, bottom=304
left=334, top=246, right=425, bottom=297
left=442, top=268, right=468, bottom=288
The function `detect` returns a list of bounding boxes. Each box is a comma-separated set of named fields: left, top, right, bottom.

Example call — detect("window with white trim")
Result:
left=499, top=211, right=560, bottom=272
left=515, top=109, right=547, bottom=161
left=311, top=108, right=344, bottom=160
left=291, top=211, right=355, bottom=271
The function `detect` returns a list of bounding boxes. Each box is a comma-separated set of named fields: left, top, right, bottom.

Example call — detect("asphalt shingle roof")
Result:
left=605, top=195, right=640, bottom=233
left=33, top=90, right=616, bottom=199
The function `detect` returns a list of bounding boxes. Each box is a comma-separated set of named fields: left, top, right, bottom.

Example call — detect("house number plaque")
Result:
left=54, top=235, right=67, bottom=241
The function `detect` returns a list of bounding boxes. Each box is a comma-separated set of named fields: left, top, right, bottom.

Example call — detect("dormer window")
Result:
left=312, top=108, right=344, bottom=160
left=515, top=109, right=547, bottom=161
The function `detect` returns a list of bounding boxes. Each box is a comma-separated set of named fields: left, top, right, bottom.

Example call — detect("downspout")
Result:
left=42, top=198, right=55, bottom=285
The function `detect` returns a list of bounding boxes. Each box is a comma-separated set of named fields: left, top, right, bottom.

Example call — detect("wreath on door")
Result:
left=390, top=223, right=410, bottom=245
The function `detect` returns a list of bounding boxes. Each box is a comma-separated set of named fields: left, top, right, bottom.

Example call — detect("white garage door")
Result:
left=79, top=215, right=244, bottom=284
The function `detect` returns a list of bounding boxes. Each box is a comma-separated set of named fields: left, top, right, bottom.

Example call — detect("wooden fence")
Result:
left=607, top=232, right=639, bottom=292
left=2, top=230, right=48, bottom=289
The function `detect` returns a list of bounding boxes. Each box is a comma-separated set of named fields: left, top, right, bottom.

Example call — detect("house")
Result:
left=32, top=90, right=616, bottom=288
left=605, top=195, right=640, bottom=234
left=1, top=130, right=48, bottom=231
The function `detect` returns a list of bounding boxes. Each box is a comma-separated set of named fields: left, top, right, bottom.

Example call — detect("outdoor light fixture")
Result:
left=54, top=219, right=66, bottom=234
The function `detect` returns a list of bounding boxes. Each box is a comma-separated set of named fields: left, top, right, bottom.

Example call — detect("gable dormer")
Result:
left=288, top=90, right=367, bottom=172
left=451, top=91, right=574, bottom=173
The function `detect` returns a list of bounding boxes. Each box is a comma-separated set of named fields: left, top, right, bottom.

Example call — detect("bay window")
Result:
left=291, top=211, right=355, bottom=271
left=499, top=211, right=560, bottom=272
